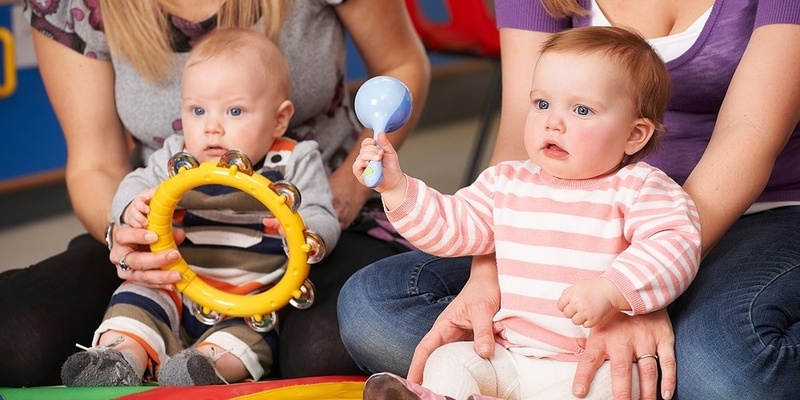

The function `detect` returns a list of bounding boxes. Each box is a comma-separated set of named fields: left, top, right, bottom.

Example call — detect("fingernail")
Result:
left=171, top=273, right=181, bottom=281
left=477, top=344, right=491, bottom=357
left=663, top=390, right=673, bottom=399
left=574, top=384, right=586, bottom=396
left=144, top=232, right=157, bottom=242
left=167, top=250, right=180, bottom=261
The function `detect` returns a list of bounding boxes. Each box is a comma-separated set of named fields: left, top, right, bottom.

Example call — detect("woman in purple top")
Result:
left=338, top=1, right=800, bottom=398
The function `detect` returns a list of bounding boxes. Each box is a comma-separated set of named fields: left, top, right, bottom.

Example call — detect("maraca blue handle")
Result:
left=354, top=76, right=412, bottom=190
left=363, top=160, right=384, bottom=188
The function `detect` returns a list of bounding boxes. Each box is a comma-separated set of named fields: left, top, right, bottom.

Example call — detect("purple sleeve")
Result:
left=755, top=0, right=800, bottom=28
left=494, top=0, right=571, bottom=32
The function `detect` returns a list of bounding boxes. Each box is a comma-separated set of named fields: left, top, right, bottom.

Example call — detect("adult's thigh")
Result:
left=278, top=230, right=406, bottom=378
left=338, top=250, right=471, bottom=376
left=0, top=234, right=121, bottom=386
left=670, top=207, right=800, bottom=399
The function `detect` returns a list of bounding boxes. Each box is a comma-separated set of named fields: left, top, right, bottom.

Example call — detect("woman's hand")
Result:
left=407, top=254, right=500, bottom=383
left=108, top=223, right=184, bottom=290
left=573, top=309, right=676, bottom=400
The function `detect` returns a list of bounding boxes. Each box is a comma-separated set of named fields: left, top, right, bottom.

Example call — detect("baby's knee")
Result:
left=426, top=342, right=481, bottom=372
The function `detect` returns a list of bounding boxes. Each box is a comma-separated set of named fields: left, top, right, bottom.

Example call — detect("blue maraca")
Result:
left=354, top=76, right=412, bottom=188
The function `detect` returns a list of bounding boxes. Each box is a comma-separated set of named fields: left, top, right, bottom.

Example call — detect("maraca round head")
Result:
left=354, top=76, right=412, bottom=134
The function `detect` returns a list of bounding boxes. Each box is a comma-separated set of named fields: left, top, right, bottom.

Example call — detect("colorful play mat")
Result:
left=0, top=375, right=366, bottom=400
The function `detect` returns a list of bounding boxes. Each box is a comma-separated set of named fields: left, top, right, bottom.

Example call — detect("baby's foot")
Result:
left=61, top=347, right=141, bottom=386
left=363, top=372, right=455, bottom=400
left=158, top=348, right=225, bottom=386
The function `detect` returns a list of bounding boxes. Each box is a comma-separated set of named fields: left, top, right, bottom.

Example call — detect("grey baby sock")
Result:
left=158, top=347, right=225, bottom=386
left=61, top=347, right=142, bottom=386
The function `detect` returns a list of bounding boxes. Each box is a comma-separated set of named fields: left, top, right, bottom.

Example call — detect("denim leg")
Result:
left=670, top=206, right=800, bottom=399
left=338, top=251, right=472, bottom=376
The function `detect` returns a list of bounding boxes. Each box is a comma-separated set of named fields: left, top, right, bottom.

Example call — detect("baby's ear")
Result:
left=273, top=100, right=295, bottom=137
left=625, top=118, right=656, bottom=155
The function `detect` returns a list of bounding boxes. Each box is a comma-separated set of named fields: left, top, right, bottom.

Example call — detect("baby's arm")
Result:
left=352, top=132, right=407, bottom=209
left=278, top=139, right=340, bottom=252
left=121, top=188, right=157, bottom=229
left=559, top=168, right=701, bottom=327
left=557, top=277, right=629, bottom=328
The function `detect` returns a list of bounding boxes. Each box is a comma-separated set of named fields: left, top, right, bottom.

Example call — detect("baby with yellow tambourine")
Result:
left=61, top=28, right=339, bottom=387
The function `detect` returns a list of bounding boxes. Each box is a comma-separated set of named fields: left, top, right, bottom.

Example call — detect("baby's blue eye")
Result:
left=574, top=105, right=591, bottom=116
left=229, top=107, right=242, bottom=116
left=193, top=107, right=205, bottom=116
left=535, top=100, right=549, bottom=110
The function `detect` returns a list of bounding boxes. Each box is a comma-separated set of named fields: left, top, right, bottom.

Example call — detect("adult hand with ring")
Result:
left=118, top=252, right=133, bottom=271
left=108, top=222, right=184, bottom=289
left=573, top=310, right=676, bottom=400
left=637, top=353, right=659, bottom=362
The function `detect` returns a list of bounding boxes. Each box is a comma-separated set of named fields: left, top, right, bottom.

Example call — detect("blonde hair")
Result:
left=98, top=0, right=291, bottom=83
left=186, top=27, right=291, bottom=98
left=540, top=26, right=671, bottom=162
left=539, top=0, right=588, bottom=18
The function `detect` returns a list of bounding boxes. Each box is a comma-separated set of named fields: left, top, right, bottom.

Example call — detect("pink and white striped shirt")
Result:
left=386, top=161, right=701, bottom=360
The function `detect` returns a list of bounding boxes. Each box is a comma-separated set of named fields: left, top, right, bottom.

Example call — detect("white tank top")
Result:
left=590, top=0, right=712, bottom=62
left=590, top=1, right=797, bottom=214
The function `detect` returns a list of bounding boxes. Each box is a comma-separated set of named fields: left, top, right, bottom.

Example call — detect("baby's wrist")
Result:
left=598, top=277, right=629, bottom=311
left=393, top=174, right=410, bottom=198
left=380, top=174, right=409, bottom=210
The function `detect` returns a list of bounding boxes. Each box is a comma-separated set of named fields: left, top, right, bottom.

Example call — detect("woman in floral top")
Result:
left=0, top=0, right=429, bottom=387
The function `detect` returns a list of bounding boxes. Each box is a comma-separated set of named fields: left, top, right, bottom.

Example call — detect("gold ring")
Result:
left=637, top=354, right=658, bottom=361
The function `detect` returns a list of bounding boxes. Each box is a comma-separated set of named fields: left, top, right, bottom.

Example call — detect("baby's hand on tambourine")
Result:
left=263, top=216, right=284, bottom=236
left=122, top=188, right=157, bottom=228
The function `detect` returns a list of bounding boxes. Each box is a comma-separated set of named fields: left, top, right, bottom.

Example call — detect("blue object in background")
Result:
left=0, top=4, right=67, bottom=183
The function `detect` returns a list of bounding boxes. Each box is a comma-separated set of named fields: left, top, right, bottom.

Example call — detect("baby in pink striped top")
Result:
left=354, top=26, right=701, bottom=400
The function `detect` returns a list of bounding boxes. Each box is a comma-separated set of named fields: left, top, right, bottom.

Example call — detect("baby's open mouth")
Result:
left=545, top=142, right=565, bottom=151
left=543, top=142, right=568, bottom=157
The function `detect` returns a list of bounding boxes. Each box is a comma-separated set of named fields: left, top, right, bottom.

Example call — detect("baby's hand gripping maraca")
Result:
left=354, top=76, right=412, bottom=188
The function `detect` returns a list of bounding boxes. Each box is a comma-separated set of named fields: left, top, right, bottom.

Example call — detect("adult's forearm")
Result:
left=490, top=28, right=551, bottom=165
left=683, top=155, right=770, bottom=256
left=469, top=253, right=500, bottom=285
left=683, top=25, right=800, bottom=255
left=66, top=169, right=125, bottom=241
left=33, top=29, right=132, bottom=241
left=335, top=0, right=430, bottom=168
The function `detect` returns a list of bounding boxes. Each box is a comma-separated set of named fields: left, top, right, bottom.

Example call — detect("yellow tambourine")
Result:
left=147, top=150, right=322, bottom=331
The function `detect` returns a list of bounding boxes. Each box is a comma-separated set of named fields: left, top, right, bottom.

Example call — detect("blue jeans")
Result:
left=338, top=251, right=471, bottom=375
left=338, top=206, right=800, bottom=399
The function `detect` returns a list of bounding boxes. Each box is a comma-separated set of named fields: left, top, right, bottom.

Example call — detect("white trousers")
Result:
left=423, top=342, right=640, bottom=400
